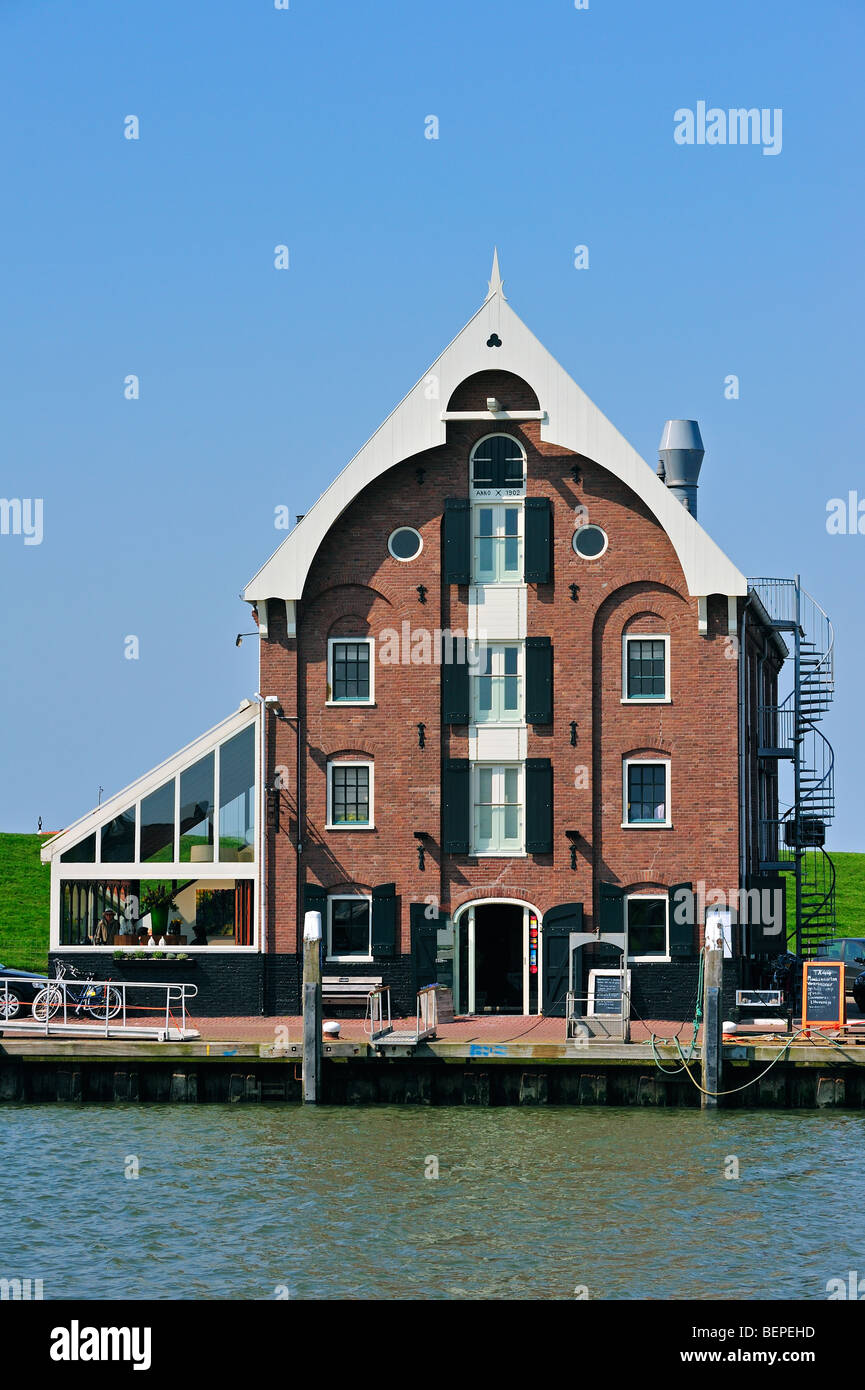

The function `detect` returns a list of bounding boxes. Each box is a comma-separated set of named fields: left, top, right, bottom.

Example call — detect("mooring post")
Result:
left=302, top=910, right=323, bottom=1104
left=701, top=937, right=723, bottom=1110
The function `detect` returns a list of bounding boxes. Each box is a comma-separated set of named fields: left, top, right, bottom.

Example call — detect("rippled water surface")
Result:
left=2, top=1105, right=863, bottom=1300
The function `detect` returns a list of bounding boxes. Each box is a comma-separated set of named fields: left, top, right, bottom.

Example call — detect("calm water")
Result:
left=2, top=1104, right=863, bottom=1300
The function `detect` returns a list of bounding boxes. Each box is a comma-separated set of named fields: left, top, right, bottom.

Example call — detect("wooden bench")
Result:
left=322, top=975, right=383, bottom=1007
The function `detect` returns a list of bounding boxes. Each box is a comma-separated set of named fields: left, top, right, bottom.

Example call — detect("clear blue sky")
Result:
left=1, top=0, right=863, bottom=849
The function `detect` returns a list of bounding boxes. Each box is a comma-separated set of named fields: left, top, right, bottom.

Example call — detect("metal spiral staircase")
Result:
left=750, top=576, right=836, bottom=958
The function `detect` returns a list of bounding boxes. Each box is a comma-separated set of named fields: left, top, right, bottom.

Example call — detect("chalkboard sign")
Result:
left=588, top=969, right=629, bottom=1017
left=802, top=961, right=845, bottom=1031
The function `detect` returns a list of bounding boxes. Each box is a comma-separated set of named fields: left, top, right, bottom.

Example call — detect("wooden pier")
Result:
left=4, top=1022, right=865, bottom=1107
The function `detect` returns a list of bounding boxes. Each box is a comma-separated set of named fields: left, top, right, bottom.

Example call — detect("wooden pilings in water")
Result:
left=302, top=911, right=323, bottom=1104
left=0, top=1055, right=860, bottom=1105
left=701, top=943, right=723, bottom=1109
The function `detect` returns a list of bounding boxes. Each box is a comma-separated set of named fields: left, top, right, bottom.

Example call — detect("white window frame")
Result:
left=45, top=703, right=261, bottom=953
left=626, top=893, right=670, bottom=963
left=621, top=633, right=671, bottom=703
left=472, top=502, right=524, bottom=585
left=470, top=762, right=525, bottom=857
left=326, top=760, right=374, bottom=830
left=469, top=433, right=527, bottom=499
left=326, top=636, right=375, bottom=706
left=387, top=527, right=423, bottom=562
left=327, top=892, right=373, bottom=962
left=572, top=524, right=609, bottom=559
left=622, top=757, right=672, bottom=829
left=471, top=642, right=524, bottom=724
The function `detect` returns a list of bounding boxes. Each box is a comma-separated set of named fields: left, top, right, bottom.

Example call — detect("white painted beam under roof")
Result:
left=243, top=255, right=747, bottom=607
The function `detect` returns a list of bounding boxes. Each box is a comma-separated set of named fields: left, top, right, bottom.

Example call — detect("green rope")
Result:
left=649, top=946, right=705, bottom=1074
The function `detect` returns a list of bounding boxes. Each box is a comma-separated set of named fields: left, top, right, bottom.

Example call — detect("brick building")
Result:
left=43, top=255, right=831, bottom=1020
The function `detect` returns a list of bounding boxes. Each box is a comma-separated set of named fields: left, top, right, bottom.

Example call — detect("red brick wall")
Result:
left=261, top=381, right=742, bottom=958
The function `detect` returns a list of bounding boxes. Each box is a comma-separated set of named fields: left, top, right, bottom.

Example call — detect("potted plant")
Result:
left=140, top=886, right=177, bottom=938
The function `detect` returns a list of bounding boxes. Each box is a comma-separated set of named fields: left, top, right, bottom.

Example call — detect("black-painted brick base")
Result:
left=50, top=952, right=752, bottom=1021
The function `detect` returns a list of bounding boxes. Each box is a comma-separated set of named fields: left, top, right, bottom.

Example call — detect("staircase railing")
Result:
left=749, top=576, right=837, bottom=958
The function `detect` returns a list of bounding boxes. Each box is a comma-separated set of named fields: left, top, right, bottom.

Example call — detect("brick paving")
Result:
left=176, top=1012, right=699, bottom=1045
left=157, top=1008, right=865, bottom=1046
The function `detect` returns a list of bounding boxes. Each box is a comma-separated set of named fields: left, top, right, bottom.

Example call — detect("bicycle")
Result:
left=31, top=961, right=123, bottom=1023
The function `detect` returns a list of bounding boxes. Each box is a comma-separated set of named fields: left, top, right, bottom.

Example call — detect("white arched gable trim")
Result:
left=243, top=284, right=746, bottom=605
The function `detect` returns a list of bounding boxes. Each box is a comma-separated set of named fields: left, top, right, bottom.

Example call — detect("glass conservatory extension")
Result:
left=41, top=702, right=261, bottom=951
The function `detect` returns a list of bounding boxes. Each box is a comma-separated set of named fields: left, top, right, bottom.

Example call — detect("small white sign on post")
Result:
left=705, top=907, right=733, bottom=958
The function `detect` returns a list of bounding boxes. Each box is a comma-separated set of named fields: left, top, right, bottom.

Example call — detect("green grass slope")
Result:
left=830, top=852, right=865, bottom=937
left=0, top=833, right=51, bottom=972
left=0, top=832, right=863, bottom=975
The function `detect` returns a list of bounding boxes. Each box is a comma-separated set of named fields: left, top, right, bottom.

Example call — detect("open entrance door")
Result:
left=473, top=903, right=524, bottom=1013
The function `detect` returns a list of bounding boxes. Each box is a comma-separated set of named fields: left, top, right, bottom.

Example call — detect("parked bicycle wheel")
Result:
left=0, top=989, right=24, bottom=1020
left=86, top=987, right=122, bottom=1021
left=31, top=985, right=63, bottom=1022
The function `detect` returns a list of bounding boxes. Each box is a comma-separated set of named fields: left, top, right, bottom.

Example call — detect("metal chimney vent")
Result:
left=658, top=420, right=704, bottom=519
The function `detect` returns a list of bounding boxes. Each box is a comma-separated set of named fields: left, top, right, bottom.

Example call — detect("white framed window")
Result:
left=622, top=634, right=670, bottom=702
left=627, top=894, right=669, bottom=961
left=472, top=643, right=523, bottom=723
left=572, top=524, right=608, bottom=559
left=327, top=637, right=375, bottom=705
left=388, top=527, right=423, bottom=561
left=472, top=504, right=523, bottom=583
left=327, top=893, right=372, bottom=961
left=622, top=758, right=671, bottom=828
left=326, top=761, right=374, bottom=829
left=469, top=433, right=527, bottom=498
left=471, top=763, right=524, bottom=855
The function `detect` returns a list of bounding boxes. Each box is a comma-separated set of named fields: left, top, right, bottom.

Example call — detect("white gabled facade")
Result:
left=243, top=252, right=747, bottom=619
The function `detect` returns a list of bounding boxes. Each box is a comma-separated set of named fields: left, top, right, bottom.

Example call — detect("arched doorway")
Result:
left=453, top=900, right=542, bottom=1015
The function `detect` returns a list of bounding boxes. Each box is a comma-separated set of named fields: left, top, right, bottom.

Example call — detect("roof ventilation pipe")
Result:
left=658, top=419, right=704, bottom=519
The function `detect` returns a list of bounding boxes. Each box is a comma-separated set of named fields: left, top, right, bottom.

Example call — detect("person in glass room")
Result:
left=93, top=909, right=117, bottom=945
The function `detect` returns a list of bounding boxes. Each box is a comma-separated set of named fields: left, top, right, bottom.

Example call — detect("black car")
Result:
left=0, top=963, right=51, bottom=1020
left=814, top=938, right=865, bottom=996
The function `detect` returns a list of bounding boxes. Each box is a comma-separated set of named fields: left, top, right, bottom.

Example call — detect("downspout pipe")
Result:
left=738, top=593, right=754, bottom=921
left=254, top=694, right=269, bottom=1014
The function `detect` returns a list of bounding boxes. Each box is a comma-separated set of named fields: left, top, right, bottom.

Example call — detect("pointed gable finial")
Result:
left=486, top=246, right=506, bottom=301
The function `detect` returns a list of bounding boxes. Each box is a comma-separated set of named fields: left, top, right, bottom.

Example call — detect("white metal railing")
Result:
left=417, top=984, right=439, bottom=1039
left=0, top=974, right=199, bottom=1040
left=566, top=989, right=631, bottom=1042
left=363, top=984, right=392, bottom=1041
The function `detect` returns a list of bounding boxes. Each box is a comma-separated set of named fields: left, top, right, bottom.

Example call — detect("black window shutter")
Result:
left=541, top=902, right=583, bottom=1017
left=598, top=881, right=625, bottom=933
left=525, top=637, right=553, bottom=725
left=442, top=758, right=470, bottom=854
left=442, top=649, right=470, bottom=725
left=525, top=757, right=553, bottom=853
left=668, top=882, right=695, bottom=956
left=443, top=498, right=471, bottom=584
left=371, top=882, right=397, bottom=958
left=303, top=883, right=327, bottom=920
left=410, top=901, right=439, bottom=991
left=524, top=496, right=552, bottom=583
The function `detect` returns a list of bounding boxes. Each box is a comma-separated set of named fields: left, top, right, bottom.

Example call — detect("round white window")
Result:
left=572, top=524, right=608, bottom=559
left=388, top=527, right=423, bottom=561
